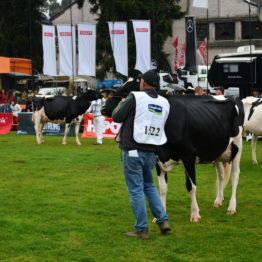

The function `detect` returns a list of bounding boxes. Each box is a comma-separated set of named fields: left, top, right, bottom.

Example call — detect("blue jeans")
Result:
left=122, top=150, right=168, bottom=231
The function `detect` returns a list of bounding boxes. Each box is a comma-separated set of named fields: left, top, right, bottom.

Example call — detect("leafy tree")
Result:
left=88, top=0, right=184, bottom=79
left=0, top=0, right=46, bottom=73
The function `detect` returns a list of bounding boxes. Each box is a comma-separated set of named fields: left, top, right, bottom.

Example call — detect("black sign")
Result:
left=17, top=113, right=75, bottom=136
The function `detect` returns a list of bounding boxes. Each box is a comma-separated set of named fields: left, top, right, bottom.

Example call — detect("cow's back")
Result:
left=166, top=95, right=240, bottom=161
left=43, top=96, right=71, bottom=120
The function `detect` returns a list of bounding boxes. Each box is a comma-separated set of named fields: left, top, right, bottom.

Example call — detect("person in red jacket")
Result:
left=0, top=90, right=7, bottom=105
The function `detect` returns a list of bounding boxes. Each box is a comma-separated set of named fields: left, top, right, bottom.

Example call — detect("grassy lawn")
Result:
left=0, top=132, right=261, bottom=262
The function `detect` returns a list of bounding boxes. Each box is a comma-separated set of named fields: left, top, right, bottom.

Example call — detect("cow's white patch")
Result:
left=212, top=95, right=227, bottom=101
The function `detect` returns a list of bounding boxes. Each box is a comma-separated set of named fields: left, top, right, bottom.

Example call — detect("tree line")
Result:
left=0, top=0, right=184, bottom=78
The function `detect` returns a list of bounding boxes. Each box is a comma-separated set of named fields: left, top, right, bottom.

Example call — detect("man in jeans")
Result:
left=112, top=70, right=171, bottom=239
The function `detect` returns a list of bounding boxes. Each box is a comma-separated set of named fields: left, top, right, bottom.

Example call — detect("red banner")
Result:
left=172, top=37, right=179, bottom=71
left=179, top=42, right=186, bottom=68
left=198, top=38, right=207, bottom=65
left=0, top=113, right=13, bottom=134
left=81, top=114, right=121, bottom=139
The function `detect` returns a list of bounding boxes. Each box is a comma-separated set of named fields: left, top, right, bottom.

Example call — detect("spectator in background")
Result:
left=100, top=88, right=116, bottom=101
left=26, top=95, right=33, bottom=112
left=7, top=91, right=15, bottom=103
left=10, top=100, right=22, bottom=130
left=0, top=90, right=7, bottom=105
left=0, top=100, right=12, bottom=113
left=214, top=86, right=224, bottom=96
left=21, top=91, right=28, bottom=104
left=252, top=89, right=261, bottom=98
left=195, top=86, right=204, bottom=96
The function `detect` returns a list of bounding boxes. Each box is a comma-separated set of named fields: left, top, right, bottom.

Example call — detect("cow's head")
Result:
left=101, top=78, right=140, bottom=117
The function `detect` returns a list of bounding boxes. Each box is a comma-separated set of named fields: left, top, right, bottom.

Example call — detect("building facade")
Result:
left=51, top=0, right=262, bottom=75
left=165, top=0, right=262, bottom=71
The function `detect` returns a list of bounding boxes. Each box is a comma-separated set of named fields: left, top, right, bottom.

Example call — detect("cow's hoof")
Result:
left=77, top=143, right=82, bottom=146
left=214, top=202, right=222, bottom=208
left=190, top=215, right=201, bottom=222
left=227, top=209, right=236, bottom=215
left=252, top=160, right=258, bottom=165
left=62, top=143, right=66, bottom=145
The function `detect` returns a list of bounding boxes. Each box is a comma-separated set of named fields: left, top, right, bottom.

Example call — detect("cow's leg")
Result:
left=183, top=157, right=201, bottom=222
left=34, top=114, right=42, bottom=144
left=74, top=122, right=81, bottom=146
left=251, top=134, right=258, bottom=164
left=214, top=161, right=225, bottom=207
left=227, top=136, right=242, bottom=214
left=63, top=123, right=71, bottom=145
left=39, top=122, right=45, bottom=143
left=156, top=164, right=168, bottom=211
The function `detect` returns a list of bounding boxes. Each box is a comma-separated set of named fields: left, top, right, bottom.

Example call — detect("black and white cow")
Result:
left=32, top=90, right=102, bottom=145
left=242, top=96, right=262, bottom=164
left=102, top=80, right=244, bottom=222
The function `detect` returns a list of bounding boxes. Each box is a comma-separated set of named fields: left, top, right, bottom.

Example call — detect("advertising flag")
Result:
left=198, top=38, right=207, bottom=65
left=78, top=24, right=96, bottom=76
left=108, top=22, right=128, bottom=76
left=179, top=42, right=186, bottom=67
left=132, top=20, right=151, bottom=73
left=172, top=37, right=179, bottom=71
left=184, top=16, right=197, bottom=73
left=42, top=25, right=57, bottom=76
left=192, top=0, right=208, bottom=8
left=57, top=24, right=76, bottom=76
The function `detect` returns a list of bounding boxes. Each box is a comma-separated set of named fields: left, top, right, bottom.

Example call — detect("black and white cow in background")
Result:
left=102, top=80, right=244, bottom=222
left=32, top=90, right=102, bottom=145
left=242, top=96, right=262, bottom=164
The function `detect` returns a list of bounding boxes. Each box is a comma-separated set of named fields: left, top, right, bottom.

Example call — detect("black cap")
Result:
left=138, top=70, right=160, bottom=88
left=214, top=86, right=224, bottom=92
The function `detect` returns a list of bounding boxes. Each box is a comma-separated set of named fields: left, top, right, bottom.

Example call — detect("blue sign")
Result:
left=97, top=79, right=122, bottom=89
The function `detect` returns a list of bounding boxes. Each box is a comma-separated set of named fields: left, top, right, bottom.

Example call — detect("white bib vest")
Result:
left=132, top=91, right=170, bottom=145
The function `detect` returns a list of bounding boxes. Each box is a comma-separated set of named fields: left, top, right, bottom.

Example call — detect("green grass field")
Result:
left=0, top=133, right=261, bottom=262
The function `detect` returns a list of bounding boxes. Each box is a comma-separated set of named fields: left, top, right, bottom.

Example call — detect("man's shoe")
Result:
left=159, top=221, right=171, bottom=234
left=124, top=230, right=149, bottom=240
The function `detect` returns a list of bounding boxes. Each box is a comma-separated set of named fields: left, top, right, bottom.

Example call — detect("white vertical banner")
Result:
left=192, top=0, right=208, bottom=8
left=78, top=24, right=96, bottom=76
left=57, top=24, right=76, bottom=76
left=108, top=22, right=128, bottom=76
left=42, top=25, right=57, bottom=76
left=132, top=20, right=151, bottom=73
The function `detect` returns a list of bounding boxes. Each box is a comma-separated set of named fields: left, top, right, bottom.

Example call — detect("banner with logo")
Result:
left=132, top=20, right=151, bottom=73
left=57, top=24, right=76, bottom=76
left=184, top=16, right=197, bottom=73
left=179, top=42, right=186, bottom=67
left=198, top=38, right=207, bottom=65
left=192, top=0, right=208, bottom=8
left=82, top=114, right=121, bottom=139
left=108, top=22, right=128, bottom=76
left=17, top=113, right=75, bottom=136
left=42, top=25, right=57, bottom=76
left=78, top=24, right=96, bottom=76
left=0, top=113, right=13, bottom=134
left=172, top=37, right=179, bottom=71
